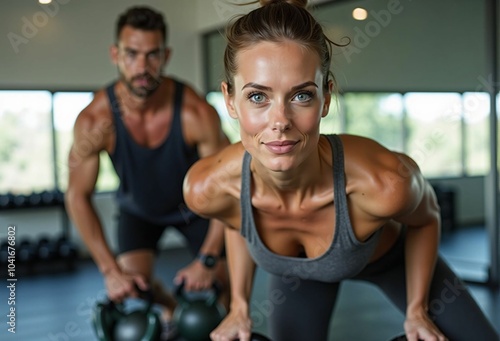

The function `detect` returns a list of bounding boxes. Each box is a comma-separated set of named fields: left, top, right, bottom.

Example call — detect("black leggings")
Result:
left=266, top=234, right=499, bottom=341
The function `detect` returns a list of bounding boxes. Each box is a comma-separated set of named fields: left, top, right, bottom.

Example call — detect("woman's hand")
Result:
left=210, top=309, right=252, bottom=341
left=404, top=308, right=448, bottom=341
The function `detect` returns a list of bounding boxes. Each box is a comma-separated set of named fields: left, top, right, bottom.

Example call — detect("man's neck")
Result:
left=117, top=79, right=167, bottom=114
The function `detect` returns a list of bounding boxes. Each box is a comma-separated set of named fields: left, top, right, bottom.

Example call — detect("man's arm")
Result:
left=65, top=112, right=118, bottom=276
left=65, top=110, right=147, bottom=300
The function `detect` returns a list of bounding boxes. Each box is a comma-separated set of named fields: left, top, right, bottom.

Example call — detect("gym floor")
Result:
left=2, top=226, right=499, bottom=341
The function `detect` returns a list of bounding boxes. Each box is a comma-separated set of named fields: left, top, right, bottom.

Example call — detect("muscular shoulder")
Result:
left=72, top=89, right=114, bottom=153
left=339, top=134, right=423, bottom=219
left=179, top=83, right=226, bottom=150
left=184, top=143, right=244, bottom=218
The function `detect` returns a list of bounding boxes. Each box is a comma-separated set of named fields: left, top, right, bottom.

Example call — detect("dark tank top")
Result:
left=106, top=80, right=200, bottom=226
left=240, top=134, right=381, bottom=282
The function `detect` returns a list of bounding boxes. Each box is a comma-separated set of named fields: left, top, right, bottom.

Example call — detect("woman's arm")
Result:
left=346, top=137, right=446, bottom=340
left=383, top=153, right=445, bottom=341
left=395, top=177, right=443, bottom=340
left=209, top=227, right=256, bottom=341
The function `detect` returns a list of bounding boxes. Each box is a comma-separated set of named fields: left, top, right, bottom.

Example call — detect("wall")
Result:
left=0, top=0, right=202, bottom=92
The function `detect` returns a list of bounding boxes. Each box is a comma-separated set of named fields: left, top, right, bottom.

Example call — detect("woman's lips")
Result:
left=264, top=140, right=298, bottom=154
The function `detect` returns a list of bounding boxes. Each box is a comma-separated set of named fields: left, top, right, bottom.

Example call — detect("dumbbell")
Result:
left=55, top=190, right=65, bottom=204
left=0, top=193, right=14, bottom=209
left=41, top=190, right=57, bottom=205
left=56, top=235, right=77, bottom=260
left=37, top=236, right=58, bottom=261
left=28, top=192, right=42, bottom=207
left=0, top=240, right=9, bottom=265
left=18, top=238, right=37, bottom=263
left=13, top=194, right=28, bottom=208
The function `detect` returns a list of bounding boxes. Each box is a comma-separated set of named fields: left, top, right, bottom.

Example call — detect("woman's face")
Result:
left=222, top=40, right=332, bottom=172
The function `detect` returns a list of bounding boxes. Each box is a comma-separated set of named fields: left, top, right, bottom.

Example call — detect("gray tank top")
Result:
left=240, top=134, right=381, bottom=282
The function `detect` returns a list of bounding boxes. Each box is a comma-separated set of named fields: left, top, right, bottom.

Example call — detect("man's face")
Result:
left=112, top=26, right=169, bottom=98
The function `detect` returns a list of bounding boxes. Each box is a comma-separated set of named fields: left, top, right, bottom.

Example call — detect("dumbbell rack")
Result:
left=0, top=190, right=78, bottom=277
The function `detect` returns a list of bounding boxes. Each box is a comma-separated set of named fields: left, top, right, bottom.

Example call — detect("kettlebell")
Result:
left=388, top=335, right=424, bottom=341
left=173, top=281, right=226, bottom=341
left=92, top=289, right=162, bottom=341
left=235, top=332, right=272, bottom=341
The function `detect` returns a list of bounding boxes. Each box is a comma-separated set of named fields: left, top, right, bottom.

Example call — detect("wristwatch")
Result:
left=197, top=253, right=218, bottom=268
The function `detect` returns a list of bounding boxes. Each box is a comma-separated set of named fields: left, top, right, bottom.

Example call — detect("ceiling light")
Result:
left=352, top=8, right=368, bottom=21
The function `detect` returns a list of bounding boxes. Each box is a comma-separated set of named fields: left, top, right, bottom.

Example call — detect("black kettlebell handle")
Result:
left=235, top=332, right=272, bottom=341
left=175, top=280, right=222, bottom=306
left=136, top=286, right=155, bottom=311
left=104, top=286, right=155, bottom=315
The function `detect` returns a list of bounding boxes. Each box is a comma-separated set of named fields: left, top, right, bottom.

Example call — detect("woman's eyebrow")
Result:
left=241, top=81, right=318, bottom=92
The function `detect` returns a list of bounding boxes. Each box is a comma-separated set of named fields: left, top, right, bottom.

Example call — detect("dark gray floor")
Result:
left=1, top=227, right=499, bottom=341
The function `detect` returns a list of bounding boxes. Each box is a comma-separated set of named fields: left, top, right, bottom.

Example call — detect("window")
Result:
left=207, top=92, right=241, bottom=143
left=343, top=93, right=404, bottom=151
left=53, top=92, right=93, bottom=190
left=53, top=91, right=118, bottom=192
left=0, top=90, right=119, bottom=196
left=0, top=91, right=54, bottom=194
left=404, top=93, right=463, bottom=178
left=463, top=92, right=490, bottom=176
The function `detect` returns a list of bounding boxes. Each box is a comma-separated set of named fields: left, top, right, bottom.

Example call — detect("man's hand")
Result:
left=174, top=260, right=217, bottom=291
left=104, top=268, right=149, bottom=302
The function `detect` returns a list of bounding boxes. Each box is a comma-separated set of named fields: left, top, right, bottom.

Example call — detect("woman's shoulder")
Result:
left=184, top=142, right=245, bottom=218
left=336, top=134, right=404, bottom=167
left=335, top=133, right=387, bottom=149
left=336, top=134, right=422, bottom=218
left=186, top=142, right=244, bottom=188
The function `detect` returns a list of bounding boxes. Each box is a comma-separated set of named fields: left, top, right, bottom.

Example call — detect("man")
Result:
left=65, top=6, right=229, bottom=340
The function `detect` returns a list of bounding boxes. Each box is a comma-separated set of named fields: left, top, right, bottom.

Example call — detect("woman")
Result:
left=183, top=1, right=499, bottom=340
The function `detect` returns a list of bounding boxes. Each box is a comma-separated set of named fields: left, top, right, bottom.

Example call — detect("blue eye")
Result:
left=294, top=91, right=313, bottom=102
left=248, top=92, right=266, bottom=104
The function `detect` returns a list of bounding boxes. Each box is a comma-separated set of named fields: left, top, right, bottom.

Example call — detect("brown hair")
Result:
left=223, top=0, right=343, bottom=94
left=116, top=6, right=168, bottom=44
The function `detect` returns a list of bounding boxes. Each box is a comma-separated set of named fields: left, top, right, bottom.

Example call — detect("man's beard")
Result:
left=121, top=72, right=162, bottom=98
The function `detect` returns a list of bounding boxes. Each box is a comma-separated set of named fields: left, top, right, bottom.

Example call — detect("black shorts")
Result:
left=116, top=209, right=210, bottom=256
